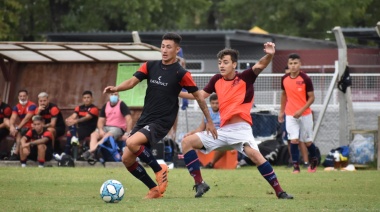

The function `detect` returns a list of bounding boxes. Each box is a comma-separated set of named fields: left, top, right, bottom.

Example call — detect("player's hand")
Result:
left=278, top=112, right=285, bottom=123
left=205, top=122, right=218, bottom=140
left=293, top=110, right=302, bottom=119
left=103, top=86, right=117, bottom=94
left=263, top=42, right=275, bottom=55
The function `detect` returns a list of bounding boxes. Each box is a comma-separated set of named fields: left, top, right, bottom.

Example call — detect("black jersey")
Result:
left=134, top=60, right=198, bottom=130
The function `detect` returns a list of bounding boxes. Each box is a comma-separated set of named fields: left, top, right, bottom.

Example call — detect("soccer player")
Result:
left=19, top=115, right=53, bottom=167
left=0, top=93, right=12, bottom=159
left=278, top=53, right=318, bottom=174
left=35, top=92, right=66, bottom=154
left=103, top=32, right=217, bottom=199
left=9, top=89, right=37, bottom=160
left=184, top=93, right=226, bottom=168
left=179, top=42, right=293, bottom=199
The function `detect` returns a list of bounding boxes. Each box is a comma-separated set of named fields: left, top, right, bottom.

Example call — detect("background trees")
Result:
left=0, top=0, right=379, bottom=41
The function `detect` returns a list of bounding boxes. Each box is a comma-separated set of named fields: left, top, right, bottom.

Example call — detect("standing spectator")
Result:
left=9, top=90, right=37, bottom=160
left=20, top=115, right=53, bottom=167
left=179, top=43, right=293, bottom=199
left=103, top=32, right=216, bottom=199
left=82, top=92, right=133, bottom=160
left=278, top=53, right=318, bottom=174
left=0, top=93, right=12, bottom=159
left=35, top=92, right=66, bottom=154
left=63, top=91, right=99, bottom=158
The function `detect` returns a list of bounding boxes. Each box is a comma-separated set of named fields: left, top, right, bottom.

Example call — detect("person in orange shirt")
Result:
left=278, top=53, right=318, bottom=174
left=180, top=42, right=293, bottom=199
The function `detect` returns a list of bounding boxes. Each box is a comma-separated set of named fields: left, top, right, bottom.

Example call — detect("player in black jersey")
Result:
left=104, top=32, right=217, bottom=199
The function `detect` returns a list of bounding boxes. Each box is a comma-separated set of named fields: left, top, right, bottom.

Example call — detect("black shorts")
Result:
left=0, top=128, right=10, bottom=140
left=77, top=128, right=94, bottom=141
left=28, top=144, right=53, bottom=161
left=131, top=123, right=170, bottom=149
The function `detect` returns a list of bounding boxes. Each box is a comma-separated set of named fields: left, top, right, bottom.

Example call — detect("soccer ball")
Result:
left=100, top=179, right=125, bottom=203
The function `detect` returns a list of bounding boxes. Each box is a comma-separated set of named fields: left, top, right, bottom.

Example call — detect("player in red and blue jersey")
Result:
left=20, top=115, right=53, bottom=167
left=9, top=90, right=37, bottom=160
left=180, top=43, right=293, bottom=199
left=0, top=92, right=12, bottom=159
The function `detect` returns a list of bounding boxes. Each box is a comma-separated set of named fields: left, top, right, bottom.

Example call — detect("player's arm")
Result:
left=65, top=112, right=78, bottom=126
left=9, top=112, right=18, bottom=136
left=20, top=135, right=29, bottom=148
left=76, top=113, right=94, bottom=124
left=104, top=76, right=140, bottom=94
left=17, top=112, right=33, bottom=128
left=29, top=137, right=50, bottom=146
left=294, top=91, right=315, bottom=119
left=0, top=118, right=10, bottom=129
left=192, top=90, right=217, bottom=139
left=179, top=89, right=209, bottom=100
left=252, top=42, right=275, bottom=76
left=278, top=90, right=287, bottom=123
left=97, top=117, right=106, bottom=135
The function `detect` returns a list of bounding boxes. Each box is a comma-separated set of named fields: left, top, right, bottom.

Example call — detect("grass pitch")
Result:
left=0, top=165, right=379, bottom=211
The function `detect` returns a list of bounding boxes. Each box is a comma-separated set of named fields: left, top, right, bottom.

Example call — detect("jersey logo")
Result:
left=150, top=76, right=168, bottom=86
left=143, top=125, right=150, bottom=131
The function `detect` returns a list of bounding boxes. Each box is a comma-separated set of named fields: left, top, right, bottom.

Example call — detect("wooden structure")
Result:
left=0, top=41, right=161, bottom=125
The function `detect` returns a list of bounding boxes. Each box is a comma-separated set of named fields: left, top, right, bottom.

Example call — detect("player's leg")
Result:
left=300, top=114, right=318, bottom=172
left=299, top=142, right=309, bottom=167
left=122, top=144, right=161, bottom=199
left=128, top=124, right=169, bottom=195
left=37, top=144, right=47, bottom=167
left=243, top=145, right=293, bottom=199
left=286, top=115, right=301, bottom=173
left=181, top=132, right=212, bottom=197
left=20, top=142, right=30, bottom=167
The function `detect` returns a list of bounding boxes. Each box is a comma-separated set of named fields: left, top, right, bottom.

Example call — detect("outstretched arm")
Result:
left=252, top=42, right=275, bottom=76
left=104, top=76, right=140, bottom=94
left=192, top=90, right=217, bottom=139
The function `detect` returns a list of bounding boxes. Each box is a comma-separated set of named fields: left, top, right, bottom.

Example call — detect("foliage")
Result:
left=0, top=0, right=379, bottom=41
left=0, top=166, right=380, bottom=211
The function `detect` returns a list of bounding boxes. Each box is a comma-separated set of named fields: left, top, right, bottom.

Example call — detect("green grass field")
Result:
left=1, top=165, right=379, bottom=212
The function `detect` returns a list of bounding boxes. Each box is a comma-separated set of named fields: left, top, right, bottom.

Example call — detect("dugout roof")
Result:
left=0, top=42, right=161, bottom=63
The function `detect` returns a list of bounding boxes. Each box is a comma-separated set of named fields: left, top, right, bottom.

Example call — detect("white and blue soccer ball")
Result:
left=100, top=179, right=125, bottom=203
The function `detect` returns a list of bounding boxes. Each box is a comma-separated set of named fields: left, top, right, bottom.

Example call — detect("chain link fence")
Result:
left=176, top=67, right=380, bottom=154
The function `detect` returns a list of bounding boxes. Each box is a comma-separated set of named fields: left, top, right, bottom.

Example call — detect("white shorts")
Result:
left=196, top=122, right=259, bottom=155
left=285, top=113, right=313, bottom=142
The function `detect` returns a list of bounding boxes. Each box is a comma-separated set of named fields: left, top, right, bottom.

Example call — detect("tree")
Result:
left=0, top=0, right=22, bottom=40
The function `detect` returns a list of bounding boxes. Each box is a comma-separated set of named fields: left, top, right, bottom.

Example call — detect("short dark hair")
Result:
left=209, top=94, right=218, bottom=102
left=217, top=48, right=239, bottom=63
left=284, top=66, right=289, bottom=70
left=82, top=90, right=92, bottom=96
left=162, top=32, right=182, bottom=45
left=18, top=89, right=28, bottom=95
left=288, top=53, right=301, bottom=60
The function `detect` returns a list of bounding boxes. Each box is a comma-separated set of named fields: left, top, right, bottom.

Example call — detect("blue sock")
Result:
left=290, top=143, right=300, bottom=165
left=257, top=161, right=283, bottom=195
left=69, top=126, right=77, bottom=137
left=184, top=150, right=203, bottom=184
left=127, top=162, right=157, bottom=189
left=307, top=143, right=316, bottom=158
left=64, top=136, right=72, bottom=154
left=134, top=146, right=161, bottom=173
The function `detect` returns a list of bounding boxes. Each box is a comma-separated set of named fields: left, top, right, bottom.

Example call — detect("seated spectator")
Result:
left=20, top=115, right=53, bottom=167
left=82, top=92, right=132, bottom=160
left=35, top=92, right=66, bottom=154
left=63, top=91, right=99, bottom=159
left=0, top=93, right=12, bottom=159
left=9, top=89, right=37, bottom=160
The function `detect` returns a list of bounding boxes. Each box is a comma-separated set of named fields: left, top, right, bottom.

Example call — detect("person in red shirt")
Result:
left=278, top=53, right=318, bottom=174
left=0, top=93, right=12, bottom=159
left=179, top=42, right=293, bottom=199
left=64, top=91, right=99, bottom=158
left=35, top=92, right=66, bottom=154
left=9, top=90, right=37, bottom=160
left=20, top=115, right=53, bottom=167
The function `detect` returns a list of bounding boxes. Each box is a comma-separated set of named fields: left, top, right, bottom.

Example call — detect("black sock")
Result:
left=127, top=162, right=157, bottom=189
left=134, top=145, right=161, bottom=173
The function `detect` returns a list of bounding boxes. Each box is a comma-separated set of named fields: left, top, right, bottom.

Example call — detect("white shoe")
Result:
left=38, top=165, right=44, bottom=168
left=21, top=164, right=26, bottom=168
left=71, top=136, right=79, bottom=146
